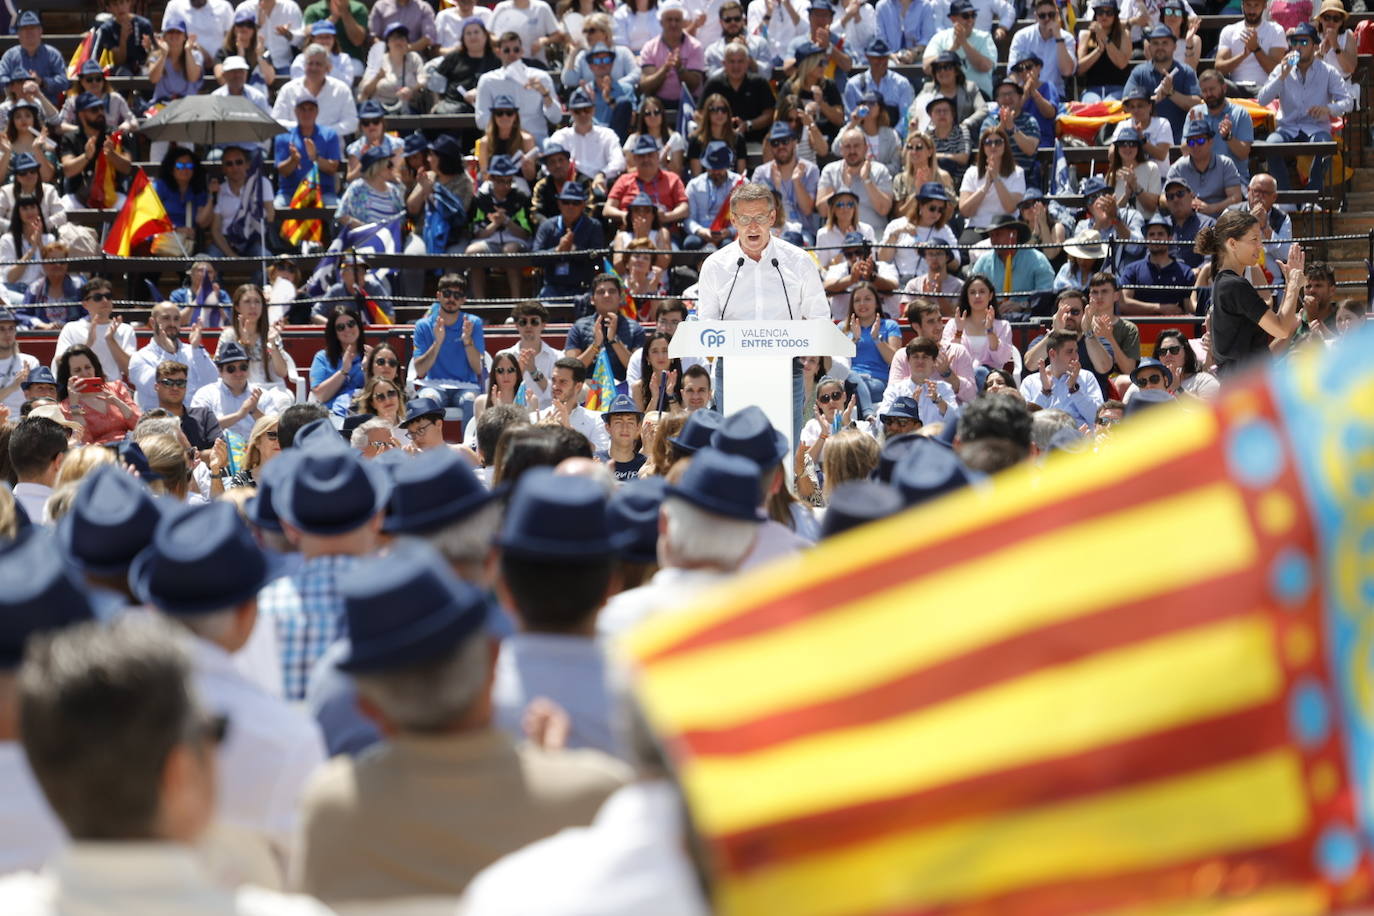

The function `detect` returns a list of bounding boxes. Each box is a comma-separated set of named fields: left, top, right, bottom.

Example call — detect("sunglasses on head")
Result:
left=1156, top=344, right=1183, bottom=356
left=335, top=319, right=358, bottom=330
left=816, top=391, right=844, bottom=404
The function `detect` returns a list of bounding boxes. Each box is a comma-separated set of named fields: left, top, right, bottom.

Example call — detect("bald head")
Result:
left=1248, top=173, right=1278, bottom=210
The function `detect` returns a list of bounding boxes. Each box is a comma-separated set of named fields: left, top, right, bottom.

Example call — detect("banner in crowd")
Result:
left=102, top=169, right=172, bottom=257
left=623, top=328, right=1374, bottom=915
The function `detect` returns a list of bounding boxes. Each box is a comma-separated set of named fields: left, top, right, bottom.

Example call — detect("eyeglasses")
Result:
left=516, top=317, right=542, bottom=326
left=406, top=420, right=435, bottom=440
left=494, top=366, right=518, bottom=374
left=1156, top=344, right=1183, bottom=356
left=722, top=13, right=743, bottom=21
left=373, top=388, right=399, bottom=400
left=493, top=109, right=517, bottom=117
left=1097, top=415, right=1119, bottom=427
left=84, top=293, right=111, bottom=302
left=1136, top=372, right=1165, bottom=386
left=1288, top=36, right=1311, bottom=45
left=335, top=319, right=358, bottom=331
left=175, top=161, right=195, bottom=171
left=1037, top=10, right=1057, bottom=19
left=359, top=118, right=382, bottom=126
left=439, top=288, right=465, bottom=298
left=157, top=377, right=188, bottom=387
left=983, top=137, right=1005, bottom=147
left=1186, top=136, right=1209, bottom=146
left=222, top=362, right=249, bottom=374
left=708, top=106, right=729, bottom=114
left=1166, top=189, right=1190, bottom=199
left=374, top=356, right=399, bottom=367
left=222, top=158, right=247, bottom=166
left=733, top=211, right=775, bottom=225
left=880, top=416, right=916, bottom=426
left=368, top=437, right=397, bottom=450
left=816, top=391, right=843, bottom=404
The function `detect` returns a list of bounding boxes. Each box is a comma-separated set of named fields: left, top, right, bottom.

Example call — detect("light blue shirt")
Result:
left=1188, top=100, right=1255, bottom=181
left=751, top=157, right=820, bottom=236
left=492, top=633, right=622, bottom=759
left=1018, top=368, right=1104, bottom=426
left=686, top=170, right=742, bottom=238
left=1006, top=27, right=1075, bottom=93
left=969, top=247, right=1056, bottom=308
left=842, top=68, right=917, bottom=138
left=1256, top=57, right=1353, bottom=137
left=874, top=0, right=936, bottom=52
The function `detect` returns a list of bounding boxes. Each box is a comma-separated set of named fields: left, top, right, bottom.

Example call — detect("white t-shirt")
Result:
left=1111, top=116, right=1174, bottom=165
left=958, top=165, right=1026, bottom=230
left=437, top=5, right=492, bottom=49
left=489, top=0, right=561, bottom=63
left=0, top=351, right=39, bottom=413
left=1217, top=20, right=1286, bottom=86
left=53, top=318, right=139, bottom=379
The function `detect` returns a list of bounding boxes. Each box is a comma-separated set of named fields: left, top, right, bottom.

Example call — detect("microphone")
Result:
left=721, top=256, right=745, bottom=320
left=772, top=258, right=794, bottom=320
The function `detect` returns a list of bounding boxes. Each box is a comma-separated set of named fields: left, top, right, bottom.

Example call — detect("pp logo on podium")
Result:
left=699, top=328, right=728, bottom=349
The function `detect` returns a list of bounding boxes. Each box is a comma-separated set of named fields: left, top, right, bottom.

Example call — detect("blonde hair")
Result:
left=641, top=410, right=687, bottom=477
left=140, top=434, right=190, bottom=500
left=54, top=444, right=116, bottom=489
left=244, top=415, right=281, bottom=472
left=821, top=429, right=879, bottom=502
left=44, top=482, right=81, bottom=523
left=0, top=485, right=18, bottom=540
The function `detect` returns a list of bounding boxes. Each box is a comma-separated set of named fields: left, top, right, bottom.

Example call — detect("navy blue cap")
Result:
left=1289, top=21, right=1319, bottom=39
left=384, top=21, right=410, bottom=40
left=79, top=60, right=104, bottom=77
left=383, top=446, right=500, bottom=535
left=488, top=154, right=520, bottom=177
left=858, top=89, right=881, bottom=105
left=1145, top=24, right=1175, bottom=39
left=601, top=393, right=644, bottom=420
left=0, top=527, right=94, bottom=669
left=668, top=409, right=722, bottom=454
left=1183, top=118, right=1214, bottom=139
left=402, top=396, right=444, bottom=426
left=1114, top=125, right=1142, bottom=143
left=359, top=146, right=391, bottom=172
left=214, top=341, right=249, bottom=366
left=633, top=134, right=661, bottom=155
left=880, top=396, right=921, bottom=421
left=1079, top=175, right=1111, bottom=199
left=113, top=440, right=163, bottom=484
left=8, top=151, right=38, bottom=174
left=768, top=121, right=796, bottom=142
left=491, top=93, right=518, bottom=111
left=357, top=98, right=386, bottom=120
left=22, top=367, right=55, bottom=391
left=792, top=40, right=824, bottom=60
left=820, top=480, right=904, bottom=539
left=15, top=10, right=40, bottom=28
left=606, top=477, right=666, bottom=565
left=703, top=139, right=733, bottom=171
left=842, top=230, right=869, bottom=250
left=1122, top=85, right=1152, bottom=102
left=75, top=92, right=103, bottom=113
left=864, top=36, right=892, bottom=56
left=916, top=181, right=952, bottom=202
left=542, top=140, right=570, bottom=158
left=568, top=87, right=595, bottom=109
left=557, top=182, right=588, bottom=202
left=1145, top=211, right=1173, bottom=230
left=1011, top=52, right=1044, bottom=69
left=404, top=132, right=430, bottom=156
left=948, top=0, right=975, bottom=14
left=891, top=436, right=972, bottom=507
left=336, top=539, right=488, bottom=673
left=1016, top=187, right=1045, bottom=208
left=432, top=134, right=463, bottom=159
left=711, top=406, right=788, bottom=468
left=56, top=465, right=163, bottom=576
left=272, top=447, right=393, bottom=536
left=498, top=469, right=616, bottom=558
left=664, top=447, right=764, bottom=522
left=129, top=502, right=270, bottom=616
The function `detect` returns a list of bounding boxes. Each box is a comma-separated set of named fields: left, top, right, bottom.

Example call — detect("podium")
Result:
left=671, top=320, right=856, bottom=456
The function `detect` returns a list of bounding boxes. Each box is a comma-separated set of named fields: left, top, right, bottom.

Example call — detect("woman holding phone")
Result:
left=56, top=344, right=140, bottom=444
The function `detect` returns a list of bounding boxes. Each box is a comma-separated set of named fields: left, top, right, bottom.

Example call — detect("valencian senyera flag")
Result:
left=281, top=165, right=323, bottom=245
left=621, top=327, right=1374, bottom=916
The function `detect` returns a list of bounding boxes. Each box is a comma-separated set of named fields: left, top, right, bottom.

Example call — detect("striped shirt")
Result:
left=335, top=179, right=406, bottom=228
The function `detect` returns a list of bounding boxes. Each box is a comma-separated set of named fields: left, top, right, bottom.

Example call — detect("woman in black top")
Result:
left=1195, top=209, right=1305, bottom=375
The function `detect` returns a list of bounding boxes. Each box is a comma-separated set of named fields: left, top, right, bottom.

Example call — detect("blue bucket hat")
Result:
left=272, top=447, right=393, bottom=536
left=864, top=36, right=892, bottom=57
left=710, top=406, right=788, bottom=468
left=163, top=15, right=188, bottom=32
left=1288, top=21, right=1319, bottom=40
left=8, top=151, right=38, bottom=174
left=498, top=469, right=616, bottom=558
left=79, top=60, right=105, bottom=78
left=336, top=539, right=488, bottom=674
left=1114, top=125, right=1142, bottom=144
left=491, top=93, right=517, bottom=111
left=601, top=392, right=644, bottom=421
left=633, top=134, right=661, bottom=156
left=293, top=416, right=349, bottom=452
left=357, top=98, right=386, bottom=120
left=1183, top=118, right=1214, bottom=140
left=606, top=477, right=667, bottom=565
left=1015, top=187, right=1045, bottom=209
left=872, top=433, right=923, bottom=483
left=791, top=40, right=824, bottom=60
left=0, top=527, right=94, bottom=669
left=431, top=134, right=463, bottom=160
left=311, top=19, right=335, bottom=34
left=628, top=191, right=657, bottom=209
left=488, top=154, right=520, bottom=177
left=402, top=396, right=445, bottom=426
left=557, top=182, right=588, bottom=202
left=892, top=437, right=973, bottom=507
left=1130, top=356, right=1174, bottom=388
left=664, top=447, right=763, bottom=522
left=214, top=340, right=250, bottom=366
left=702, top=139, right=733, bottom=171
left=359, top=146, right=391, bottom=172
left=668, top=409, right=722, bottom=455
left=129, top=502, right=270, bottom=616
left=1145, top=23, right=1175, bottom=40
left=768, top=121, right=796, bottom=142
left=383, top=446, right=500, bottom=535
left=56, top=465, right=163, bottom=576
left=568, top=87, right=595, bottom=109
left=880, top=395, right=921, bottom=422
left=542, top=140, right=570, bottom=159
left=244, top=450, right=300, bottom=533
left=916, top=181, right=952, bottom=204
left=75, top=92, right=104, bottom=113
left=820, top=480, right=903, bottom=539
left=842, top=230, right=870, bottom=250
left=404, top=132, right=430, bottom=156
left=1078, top=175, right=1111, bottom=200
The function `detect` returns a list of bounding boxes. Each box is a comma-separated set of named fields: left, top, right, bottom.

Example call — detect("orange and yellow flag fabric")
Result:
left=281, top=165, right=323, bottom=246
left=101, top=169, right=172, bottom=256
left=622, top=329, right=1374, bottom=916
left=87, top=130, right=125, bottom=209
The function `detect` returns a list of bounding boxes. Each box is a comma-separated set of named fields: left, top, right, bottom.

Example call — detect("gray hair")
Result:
left=353, top=634, right=490, bottom=733
left=19, top=615, right=200, bottom=840
left=728, top=181, right=776, bottom=216
left=1030, top=408, right=1077, bottom=452
left=175, top=609, right=239, bottom=644
left=661, top=496, right=758, bottom=570
left=349, top=417, right=394, bottom=450
left=302, top=43, right=331, bottom=64
left=134, top=416, right=184, bottom=443
left=722, top=41, right=750, bottom=59
left=422, top=501, right=503, bottom=575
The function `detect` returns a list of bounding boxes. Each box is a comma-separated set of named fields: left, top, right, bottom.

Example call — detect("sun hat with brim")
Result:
left=402, top=396, right=445, bottom=426
left=710, top=405, right=788, bottom=468
left=1130, top=356, right=1175, bottom=388
left=497, top=469, right=618, bottom=558
left=1315, top=0, right=1347, bottom=21
left=892, top=436, right=976, bottom=507
left=1063, top=229, right=1109, bottom=260
left=382, top=446, right=501, bottom=535
left=28, top=404, right=82, bottom=434
left=56, top=465, right=164, bottom=576
left=606, top=477, right=667, bottom=564
left=0, top=527, right=94, bottom=670
left=820, top=480, right=904, bottom=539
left=916, top=181, right=953, bottom=203
left=271, top=447, right=393, bottom=536
left=129, top=502, right=270, bottom=616
left=336, top=539, right=488, bottom=674
left=982, top=212, right=1030, bottom=244
left=668, top=408, right=723, bottom=454
left=664, top=447, right=764, bottom=522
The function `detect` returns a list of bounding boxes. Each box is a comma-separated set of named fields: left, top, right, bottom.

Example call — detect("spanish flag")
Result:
left=281, top=165, right=323, bottom=246
left=622, top=328, right=1374, bottom=915
left=102, top=169, right=172, bottom=256
left=66, top=30, right=115, bottom=80
left=87, top=129, right=124, bottom=209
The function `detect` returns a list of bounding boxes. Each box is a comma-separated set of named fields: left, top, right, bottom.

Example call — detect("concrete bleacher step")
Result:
left=1342, top=191, right=1374, bottom=211
left=1331, top=260, right=1368, bottom=286
left=1351, top=171, right=1374, bottom=194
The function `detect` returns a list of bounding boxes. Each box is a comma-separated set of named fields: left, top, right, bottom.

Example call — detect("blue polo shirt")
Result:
left=274, top=123, right=342, bottom=200
left=1168, top=210, right=1214, bottom=270
left=1119, top=255, right=1195, bottom=309
left=1124, top=62, right=1201, bottom=142
left=413, top=310, right=486, bottom=385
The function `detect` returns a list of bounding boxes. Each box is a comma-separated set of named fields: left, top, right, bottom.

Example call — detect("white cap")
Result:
left=222, top=55, right=250, bottom=72
left=658, top=0, right=686, bottom=19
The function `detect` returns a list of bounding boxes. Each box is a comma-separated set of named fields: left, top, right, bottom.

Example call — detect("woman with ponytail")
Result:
left=1195, top=209, right=1305, bottom=375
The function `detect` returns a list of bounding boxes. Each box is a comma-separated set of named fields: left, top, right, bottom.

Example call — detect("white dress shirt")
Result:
left=233, top=0, right=305, bottom=69
left=271, top=76, right=359, bottom=137
left=0, top=742, right=64, bottom=876
left=597, top=567, right=735, bottom=640
left=192, top=638, right=326, bottom=856
left=695, top=236, right=830, bottom=322
left=162, top=0, right=236, bottom=58
left=127, top=340, right=219, bottom=410
left=52, top=319, right=138, bottom=378
left=475, top=66, right=564, bottom=144
left=190, top=380, right=294, bottom=440
left=536, top=403, right=610, bottom=453
left=547, top=124, right=626, bottom=182
left=0, top=843, right=335, bottom=915
left=0, top=352, right=39, bottom=413
left=11, top=483, right=52, bottom=525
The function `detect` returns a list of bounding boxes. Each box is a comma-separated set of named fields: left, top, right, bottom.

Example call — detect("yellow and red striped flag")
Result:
left=622, top=328, right=1374, bottom=916
left=66, top=30, right=96, bottom=80
left=102, top=169, right=173, bottom=256
left=87, top=129, right=125, bottom=209
left=281, top=165, right=323, bottom=246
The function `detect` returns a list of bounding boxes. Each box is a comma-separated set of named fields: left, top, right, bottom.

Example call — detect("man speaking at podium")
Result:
left=694, top=182, right=831, bottom=433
